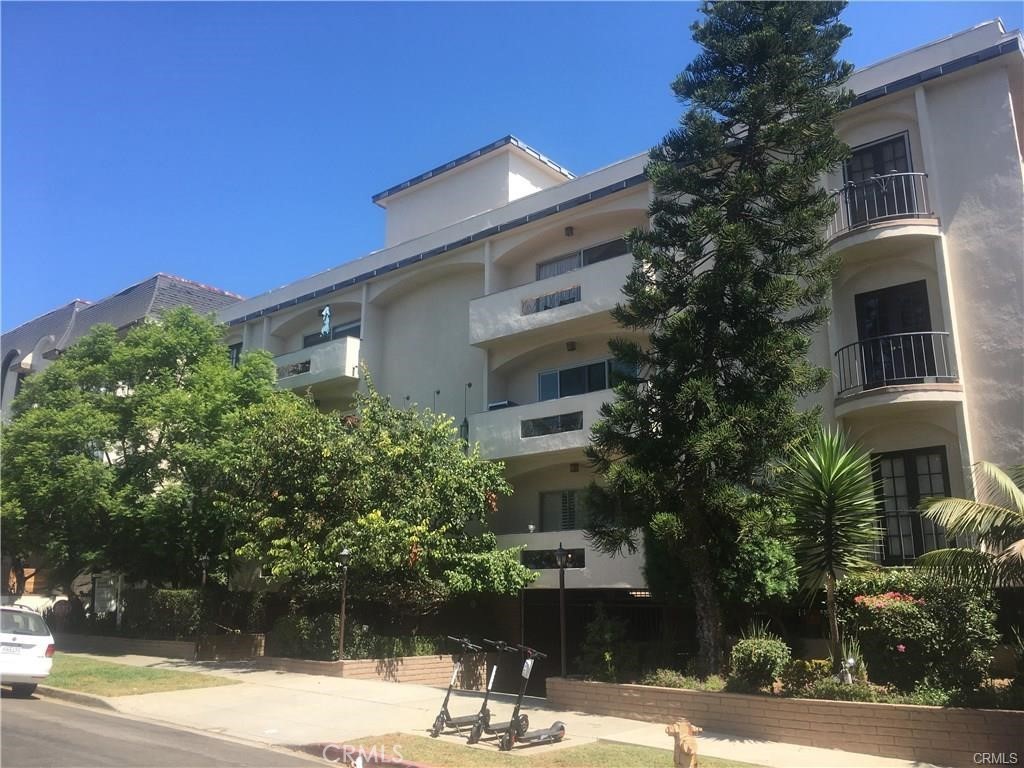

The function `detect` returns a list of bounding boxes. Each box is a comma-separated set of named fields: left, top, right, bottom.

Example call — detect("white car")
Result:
left=0, top=605, right=55, bottom=697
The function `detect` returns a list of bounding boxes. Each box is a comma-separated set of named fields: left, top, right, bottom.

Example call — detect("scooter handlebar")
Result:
left=516, top=643, right=548, bottom=660
left=446, top=635, right=482, bottom=652
left=483, top=638, right=515, bottom=652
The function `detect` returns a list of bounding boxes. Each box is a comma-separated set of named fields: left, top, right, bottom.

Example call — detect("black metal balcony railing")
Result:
left=826, top=171, right=932, bottom=240
left=521, top=411, right=583, bottom=438
left=834, top=331, right=957, bottom=397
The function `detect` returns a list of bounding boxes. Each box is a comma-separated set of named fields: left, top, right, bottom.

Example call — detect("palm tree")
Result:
left=781, top=427, right=880, bottom=658
left=917, top=462, right=1024, bottom=587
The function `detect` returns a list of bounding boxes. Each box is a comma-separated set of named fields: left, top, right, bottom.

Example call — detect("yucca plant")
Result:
left=781, top=427, right=880, bottom=663
left=917, top=462, right=1024, bottom=588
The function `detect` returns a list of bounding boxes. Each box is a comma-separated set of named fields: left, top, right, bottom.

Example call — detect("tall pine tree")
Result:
left=587, top=1, right=854, bottom=674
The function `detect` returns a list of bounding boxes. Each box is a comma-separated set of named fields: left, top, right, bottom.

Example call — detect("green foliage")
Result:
left=727, top=626, right=791, bottom=692
left=837, top=570, right=1000, bottom=692
left=224, top=377, right=534, bottom=621
left=584, top=1, right=854, bottom=674
left=780, top=659, right=832, bottom=695
left=796, top=677, right=881, bottom=702
left=1, top=307, right=278, bottom=588
left=917, top=462, right=1024, bottom=588
left=640, top=669, right=727, bottom=691
left=267, top=612, right=340, bottom=661
left=577, top=605, right=637, bottom=683
left=120, top=589, right=201, bottom=640
left=266, top=611, right=444, bottom=661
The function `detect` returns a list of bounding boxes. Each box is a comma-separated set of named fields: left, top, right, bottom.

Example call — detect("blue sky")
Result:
left=3, top=2, right=1022, bottom=332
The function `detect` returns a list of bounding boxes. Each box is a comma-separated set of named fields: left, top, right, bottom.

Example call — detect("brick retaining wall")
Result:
left=251, top=653, right=488, bottom=689
left=547, top=677, right=1023, bottom=768
left=55, top=633, right=196, bottom=659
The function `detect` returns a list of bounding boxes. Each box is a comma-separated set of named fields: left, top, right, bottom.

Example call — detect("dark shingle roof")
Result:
left=2, top=274, right=243, bottom=362
left=1, top=300, right=90, bottom=360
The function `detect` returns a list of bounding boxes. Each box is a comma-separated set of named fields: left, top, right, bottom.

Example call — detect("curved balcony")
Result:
left=825, top=173, right=940, bottom=258
left=273, top=336, right=360, bottom=402
left=834, top=331, right=957, bottom=397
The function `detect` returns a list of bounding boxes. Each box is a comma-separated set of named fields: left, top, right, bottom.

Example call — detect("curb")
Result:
left=36, top=685, right=118, bottom=711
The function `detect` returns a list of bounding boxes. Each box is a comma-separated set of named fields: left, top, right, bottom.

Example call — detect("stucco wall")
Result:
left=372, top=267, right=487, bottom=419
left=926, top=66, right=1024, bottom=470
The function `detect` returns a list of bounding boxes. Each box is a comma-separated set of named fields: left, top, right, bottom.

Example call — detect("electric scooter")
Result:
left=429, top=636, right=484, bottom=737
left=497, top=644, right=566, bottom=751
left=465, top=639, right=529, bottom=744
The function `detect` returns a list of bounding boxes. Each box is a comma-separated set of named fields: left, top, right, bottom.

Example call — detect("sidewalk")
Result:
left=48, top=653, right=947, bottom=768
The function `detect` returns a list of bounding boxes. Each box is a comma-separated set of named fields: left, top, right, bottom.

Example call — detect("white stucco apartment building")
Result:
left=217, top=20, right=1024, bottom=646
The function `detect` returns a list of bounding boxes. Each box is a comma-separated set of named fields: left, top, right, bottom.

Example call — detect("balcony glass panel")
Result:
left=521, top=411, right=583, bottom=438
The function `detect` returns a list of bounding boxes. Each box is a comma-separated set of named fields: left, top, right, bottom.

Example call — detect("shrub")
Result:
left=120, top=588, right=201, bottom=640
left=837, top=570, right=1000, bottom=692
left=577, top=605, right=637, bottom=683
left=267, top=612, right=340, bottom=660
left=780, top=659, right=832, bottom=695
left=640, top=669, right=727, bottom=691
left=797, top=677, right=881, bottom=702
left=727, top=626, right=791, bottom=692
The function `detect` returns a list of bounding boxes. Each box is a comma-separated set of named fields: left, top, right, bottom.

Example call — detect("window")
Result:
left=539, top=490, right=590, bottom=531
left=228, top=343, right=243, bottom=368
left=538, top=359, right=632, bottom=401
left=872, top=447, right=953, bottom=565
left=854, top=281, right=935, bottom=388
left=303, top=321, right=361, bottom=348
left=0, top=610, right=49, bottom=636
left=844, top=134, right=916, bottom=225
left=521, top=548, right=585, bottom=570
left=535, top=238, right=629, bottom=281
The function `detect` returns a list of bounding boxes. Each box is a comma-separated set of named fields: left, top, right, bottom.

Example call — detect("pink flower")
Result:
left=896, top=644, right=906, bottom=653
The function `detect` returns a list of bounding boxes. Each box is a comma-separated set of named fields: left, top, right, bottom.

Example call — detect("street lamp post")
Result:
left=198, top=553, right=210, bottom=635
left=198, top=553, right=210, bottom=590
left=337, top=548, right=351, bottom=661
left=555, top=542, right=569, bottom=678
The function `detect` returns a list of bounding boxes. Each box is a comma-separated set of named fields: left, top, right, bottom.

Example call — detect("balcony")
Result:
left=833, top=331, right=961, bottom=417
left=469, top=254, right=632, bottom=346
left=825, top=172, right=940, bottom=259
left=469, top=389, right=608, bottom=460
left=274, top=336, right=360, bottom=395
left=495, top=529, right=646, bottom=589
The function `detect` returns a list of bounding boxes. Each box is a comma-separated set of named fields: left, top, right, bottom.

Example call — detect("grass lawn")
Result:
left=45, top=654, right=238, bottom=697
left=339, top=733, right=769, bottom=768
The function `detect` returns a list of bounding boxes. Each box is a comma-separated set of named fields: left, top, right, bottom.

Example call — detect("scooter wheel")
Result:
left=516, top=714, right=529, bottom=737
left=467, top=723, right=482, bottom=745
left=499, top=733, right=513, bottom=752
left=553, top=721, right=566, bottom=742
left=430, top=714, right=445, bottom=738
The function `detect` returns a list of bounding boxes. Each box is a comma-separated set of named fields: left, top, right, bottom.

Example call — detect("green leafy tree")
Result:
left=1, top=307, right=278, bottom=591
left=780, top=427, right=879, bottom=661
left=587, top=1, right=854, bottom=674
left=224, top=379, right=534, bottom=624
left=917, top=461, right=1024, bottom=587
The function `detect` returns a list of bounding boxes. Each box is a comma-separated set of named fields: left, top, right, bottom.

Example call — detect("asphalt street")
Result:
left=0, top=695, right=318, bottom=768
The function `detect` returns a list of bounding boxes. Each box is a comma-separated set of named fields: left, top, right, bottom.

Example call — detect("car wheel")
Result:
left=11, top=684, right=37, bottom=698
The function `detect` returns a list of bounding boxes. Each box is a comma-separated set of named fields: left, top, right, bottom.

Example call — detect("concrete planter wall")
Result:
left=547, top=677, right=1023, bottom=768
left=195, top=633, right=265, bottom=661
left=55, top=633, right=196, bottom=659
left=251, top=653, right=488, bottom=689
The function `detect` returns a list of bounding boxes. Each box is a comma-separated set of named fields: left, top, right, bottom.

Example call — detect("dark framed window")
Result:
left=303, top=321, right=361, bottom=349
left=535, top=238, right=629, bottom=281
left=854, top=281, right=934, bottom=388
left=228, top=343, right=243, bottom=368
left=521, top=548, right=585, bottom=570
left=872, top=446, right=952, bottom=565
left=844, top=133, right=916, bottom=226
left=539, top=490, right=591, bottom=532
left=538, top=358, right=633, bottom=401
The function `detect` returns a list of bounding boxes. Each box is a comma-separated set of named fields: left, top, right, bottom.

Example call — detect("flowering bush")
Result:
left=837, top=570, right=999, bottom=692
left=853, top=592, right=925, bottom=610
